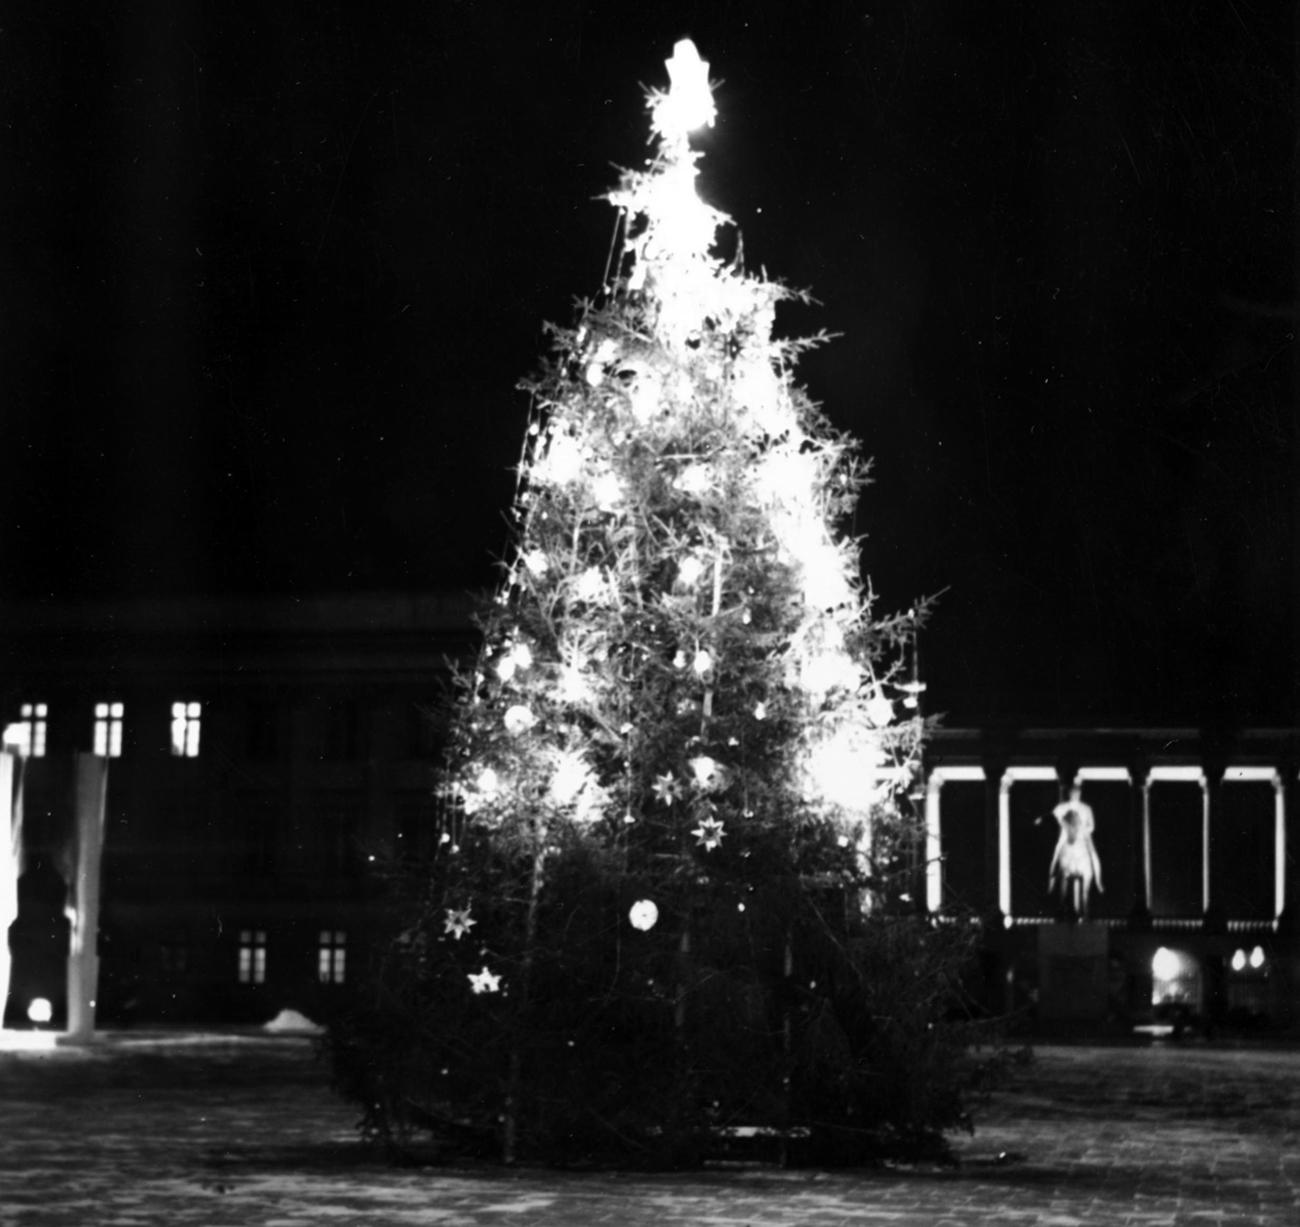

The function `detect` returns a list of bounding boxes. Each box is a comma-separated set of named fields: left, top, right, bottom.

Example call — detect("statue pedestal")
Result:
left=1038, top=923, right=1109, bottom=1028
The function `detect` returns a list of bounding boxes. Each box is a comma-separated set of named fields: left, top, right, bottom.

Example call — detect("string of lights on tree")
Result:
left=433, top=38, right=926, bottom=1000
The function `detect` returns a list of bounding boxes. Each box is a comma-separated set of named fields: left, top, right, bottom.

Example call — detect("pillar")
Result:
left=924, top=774, right=943, bottom=915
left=1202, top=757, right=1227, bottom=935
left=982, top=754, right=1009, bottom=927
left=1275, top=761, right=1300, bottom=1029
left=997, top=771, right=1012, bottom=922
left=63, top=753, right=108, bottom=1044
left=0, top=753, right=16, bottom=1028
left=1127, top=755, right=1152, bottom=931
left=1279, top=762, right=1300, bottom=936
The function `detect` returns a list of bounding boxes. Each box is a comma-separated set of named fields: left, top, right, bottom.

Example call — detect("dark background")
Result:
left=1, top=1, right=1295, bottom=725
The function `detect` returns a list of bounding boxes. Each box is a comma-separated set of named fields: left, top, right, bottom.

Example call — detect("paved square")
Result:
left=0, top=1033, right=1296, bottom=1225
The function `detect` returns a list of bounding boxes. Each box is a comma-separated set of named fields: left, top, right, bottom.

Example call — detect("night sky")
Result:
left=2, top=1, right=1295, bottom=726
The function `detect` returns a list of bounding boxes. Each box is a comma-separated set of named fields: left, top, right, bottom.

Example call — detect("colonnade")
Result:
left=923, top=747, right=1299, bottom=932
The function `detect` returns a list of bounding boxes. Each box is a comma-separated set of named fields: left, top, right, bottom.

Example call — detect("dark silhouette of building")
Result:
left=1, top=591, right=1296, bottom=1031
left=0, top=592, right=477, bottom=1025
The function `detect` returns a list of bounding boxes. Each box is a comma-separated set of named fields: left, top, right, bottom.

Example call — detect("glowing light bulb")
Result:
left=1151, top=947, right=1181, bottom=981
left=537, top=430, right=583, bottom=485
left=806, top=726, right=884, bottom=812
left=674, top=464, right=713, bottom=497
left=496, top=642, right=533, bottom=682
left=592, top=471, right=623, bottom=511
left=677, top=555, right=705, bottom=587
left=503, top=705, right=535, bottom=736
left=866, top=694, right=894, bottom=728
left=549, top=751, right=591, bottom=806
left=574, top=567, right=607, bottom=604
left=557, top=662, right=590, bottom=703
left=803, top=649, right=859, bottom=697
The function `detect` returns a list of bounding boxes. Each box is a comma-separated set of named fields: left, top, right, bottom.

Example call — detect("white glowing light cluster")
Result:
left=609, top=40, right=753, bottom=353
left=651, top=40, right=715, bottom=141
left=439, top=35, right=920, bottom=920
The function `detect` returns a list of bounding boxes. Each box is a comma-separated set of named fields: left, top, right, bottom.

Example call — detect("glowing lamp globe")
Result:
left=27, top=997, right=52, bottom=1025
left=1151, top=947, right=1181, bottom=982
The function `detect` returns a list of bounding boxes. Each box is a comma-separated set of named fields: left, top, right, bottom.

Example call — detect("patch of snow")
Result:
left=263, top=1008, right=324, bottom=1036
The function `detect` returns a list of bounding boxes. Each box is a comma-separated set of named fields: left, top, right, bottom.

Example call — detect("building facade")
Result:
left=924, top=726, right=1300, bottom=1030
left=1, top=593, right=477, bottom=1026
left=2, top=593, right=1298, bottom=1031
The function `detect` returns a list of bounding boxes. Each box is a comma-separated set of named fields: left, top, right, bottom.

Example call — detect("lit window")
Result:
left=238, top=929, right=267, bottom=984
left=3, top=703, right=48, bottom=757
left=318, top=930, right=347, bottom=985
left=171, top=701, right=202, bottom=757
left=93, top=702, right=124, bottom=758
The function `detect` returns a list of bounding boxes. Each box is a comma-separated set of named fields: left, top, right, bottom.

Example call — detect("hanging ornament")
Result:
left=443, top=908, right=477, bottom=940
left=688, top=755, right=721, bottom=790
left=628, top=899, right=659, bottom=931
left=651, top=772, right=682, bottom=805
left=691, top=647, right=713, bottom=676
left=691, top=815, right=726, bottom=851
left=467, top=966, right=502, bottom=995
left=522, top=549, right=549, bottom=577
left=503, top=704, right=536, bottom=735
left=866, top=693, right=894, bottom=728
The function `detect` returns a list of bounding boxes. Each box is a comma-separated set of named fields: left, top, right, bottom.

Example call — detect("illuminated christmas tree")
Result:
left=332, top=40, right=985, bottom=1167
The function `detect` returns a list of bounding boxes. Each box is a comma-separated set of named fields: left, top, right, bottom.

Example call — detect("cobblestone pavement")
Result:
left=0, top=1032, right=1297, bottom=1226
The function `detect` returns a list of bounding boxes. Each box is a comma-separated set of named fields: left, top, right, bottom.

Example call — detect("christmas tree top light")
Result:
left=609, top=40, right=738, bottom=348
left=652, top=39, right=716, bottom=140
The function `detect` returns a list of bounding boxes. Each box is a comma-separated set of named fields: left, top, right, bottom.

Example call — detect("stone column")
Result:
left=0, top=752, right=16, bottom=1030
left=1275, top=761, right=1300, bottom=1030
left=997, top=771, right=1013, bottom=922
left=982, top=754, right=1009, bottom=927
left=923, top=773, right=943, bottom=915
left=1202, top=758, right=1227, bottom=935
left=64, top=753, right=109, bottom=1044
left=1128, top=755, right=1153, bottom=931
left=1279, top=761, right=1300, bottom=936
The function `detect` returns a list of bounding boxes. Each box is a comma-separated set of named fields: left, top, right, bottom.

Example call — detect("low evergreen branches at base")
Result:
left=328, top=844, right=1002, bottom=1169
